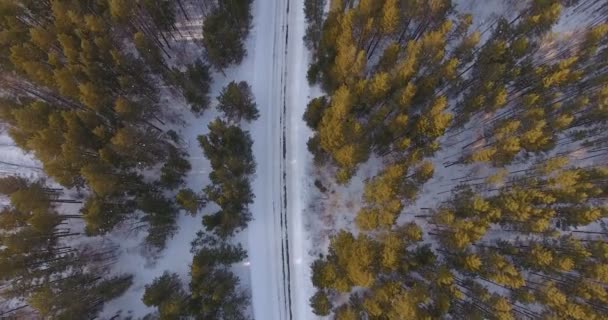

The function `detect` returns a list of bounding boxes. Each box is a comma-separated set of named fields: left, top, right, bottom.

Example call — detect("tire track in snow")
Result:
left=248, top=0, right=293, bottom=317
left=279, top=0, right=293, bottom=318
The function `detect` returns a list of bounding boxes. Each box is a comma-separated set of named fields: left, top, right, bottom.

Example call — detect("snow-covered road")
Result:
left=248, top=0, right=314, bottom=318
left=247, top=0, right=290, bottom=316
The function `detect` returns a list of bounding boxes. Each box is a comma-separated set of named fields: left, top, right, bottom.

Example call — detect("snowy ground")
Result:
left=285, top=0, right=316, bottom=318
left=0, top=133, right=43, bottom=180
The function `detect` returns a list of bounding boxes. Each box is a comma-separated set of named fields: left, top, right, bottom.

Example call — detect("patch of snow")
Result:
left=286, top=0, right=316, bottom=318
left=245, top=0, right=290, bottom=318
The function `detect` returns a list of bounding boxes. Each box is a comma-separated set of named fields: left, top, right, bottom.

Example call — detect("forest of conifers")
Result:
left=304, top=0, right=608, bottom=319
left=0, top=0, right=257, bottom=318
left=1, top=0, right=608, bottom=319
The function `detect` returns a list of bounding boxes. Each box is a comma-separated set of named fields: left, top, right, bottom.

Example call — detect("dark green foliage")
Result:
left=176, top=188, right=205, bottom=215
left=199, top=119, right=256, bottom=176
left=134, top=31, right=168, bottom=74
left=181, top=59, right=213, bottom=114
left=142, top=223, right=251, bottom=320
left=80, top=161, right=144, bottom=197
left=81, top=196, right=136, bottom=235
left=141, top=0, right=176, bottom=35
left=307, top=135, right=328, bottom=165
left=0, top=178, right=132, bottom=318
left=307, top=61, right=322, bottom=85
left=202, top=0, right=253, bottom=70
left=0, top=1, right=195, bottom=250
left=137, top=189, right=179, bottom=249
left=160, top=147, right=192, bottom=189
left=190, top=267, right=249, bottom=320
left=0, top=1, right=253, bottom=318
left=189, top=234, right=249, bottom=320
left=142, top=272, right=188, bottom=320
left=303, top=96, right=328, bottom=129
left=190, top=233, right=248, bottom=265
left=203, top=12, right=245, bottom=70
left=96, top=274, right=135, bottom=303
left=198, top=119, right=256, bottom=238
left=28, top=273, right=133, bottom=320
left=303, top=0, right=326, bottom=52
left=310, top=290, right=332, bottom=316
left=216, top=81, right=259, bottom=122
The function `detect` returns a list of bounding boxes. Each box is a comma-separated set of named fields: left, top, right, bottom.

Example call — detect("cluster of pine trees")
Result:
left=145, top=81, right=258, bottom=319
left=0, top=0, right=254, bottom=318
left=0, top=177, right=133, bottom=318
left=0, top=0, right=190, bottom=316
left=304, top=0, right=327, bottom=52
left=306, top=0, right=608, bottom=318
left=143, top=234, right=250, bottom=319
left=0, top=0, right=197, bottom=252
left=202, top=0, right=253, bottom=71
left=176, top=80, right=258, bottom=238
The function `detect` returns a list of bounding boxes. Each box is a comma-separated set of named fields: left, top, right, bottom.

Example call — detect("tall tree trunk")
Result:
left=177, top=0, right=190, bottom=21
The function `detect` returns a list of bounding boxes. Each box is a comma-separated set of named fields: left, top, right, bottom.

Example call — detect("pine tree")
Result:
left=142, top=272, right=188, bottom=320
left=317, top=85, right=369, bottom=183
left=0, top=178, right=131, bottom=318
left=160, top=147, right=191, bottom=189
left=303, top=96, right=328, bottom=129
left=198, top=118, right=256, bottom=238
left=137, top=189, right=179, bottom=249
left=176, top=188, right=205, bottom=215
left=188, top=235, right=249, bottom=320
left=306, top=0, right=608, bottom=318
left=0, top=1, right=193, bottom=246
left=304, top=0, right=327, bottom=51
left=202, top=0, right=252, bottom=71
left=310, top=290, right=332, bottom=316
left=216, top=81, right=259, bottom=122
left=81, top=196, right=135, bottom=235
left=177, top=59, right=213, bottom=114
